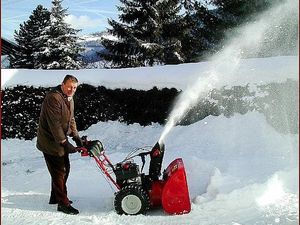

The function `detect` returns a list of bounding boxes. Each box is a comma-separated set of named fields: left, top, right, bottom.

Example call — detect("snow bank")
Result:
left=1, top=56, right=298, bottom=90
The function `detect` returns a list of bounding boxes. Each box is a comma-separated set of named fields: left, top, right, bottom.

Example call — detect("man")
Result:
left=37, top=75, right=83, bottom=215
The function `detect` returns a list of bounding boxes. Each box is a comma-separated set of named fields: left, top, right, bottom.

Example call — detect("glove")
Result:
left=61, top=139, right=77, bottom=153
left=72, top=135, right=83, bottom=147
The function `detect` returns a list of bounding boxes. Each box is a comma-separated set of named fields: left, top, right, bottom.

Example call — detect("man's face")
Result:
left=61, top=79, right=78, bottom=97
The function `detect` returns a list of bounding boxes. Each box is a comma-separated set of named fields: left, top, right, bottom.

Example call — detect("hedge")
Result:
left=1, top=80, right=298, bottom=140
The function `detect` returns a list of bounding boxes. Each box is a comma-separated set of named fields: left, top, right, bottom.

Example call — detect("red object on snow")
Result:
left=149, top=158, right=191, bottom=215
left=80, top=138, right=191, bottom=215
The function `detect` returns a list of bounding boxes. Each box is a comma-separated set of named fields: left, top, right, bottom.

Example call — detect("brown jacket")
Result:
left=36, top=85, right=79, bottom=156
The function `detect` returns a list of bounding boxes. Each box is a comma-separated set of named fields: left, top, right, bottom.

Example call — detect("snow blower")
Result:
left=79, top=137, right=191, bottom=215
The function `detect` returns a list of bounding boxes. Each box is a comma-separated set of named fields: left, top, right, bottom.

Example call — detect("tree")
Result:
left=208, top=0, right=297, bottom=57
left=181, top=1, right=222, bottom=62
left=9, top=5, right=50, bottom=69
left=34, top=0, right=82, bottom=69
left=180, top=0, right=278, bottom=61
left=100, top=0, right=185, bottom=68
left=208, top=0, right=274, bottom=39
left=209, top=0, right=273, bottom=26
left=157, top=0, right=185, bottom=64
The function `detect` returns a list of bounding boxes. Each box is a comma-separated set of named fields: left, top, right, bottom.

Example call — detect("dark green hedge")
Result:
left=1, top=80, right=298, bottom=140
left=1, top=85, right=178, bottom=140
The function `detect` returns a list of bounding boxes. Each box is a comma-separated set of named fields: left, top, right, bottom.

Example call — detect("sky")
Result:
left=1, top=0, right=120, bottom=41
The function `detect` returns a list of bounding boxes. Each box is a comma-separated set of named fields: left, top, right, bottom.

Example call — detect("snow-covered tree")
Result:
left=157, top=0, right=185, bottom=64
left=100, top=0, right=184, bottom=68
left=9, top=5, right=50, bottom=69
left=35, top=0, right=82, bottom=69
left=101, top=0, right=161, bottom=68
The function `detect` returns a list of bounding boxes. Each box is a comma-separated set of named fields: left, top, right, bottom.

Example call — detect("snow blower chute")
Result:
left=79, top=138, right=191, bottom=215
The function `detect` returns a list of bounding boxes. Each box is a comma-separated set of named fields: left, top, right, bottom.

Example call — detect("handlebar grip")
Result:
left=77, top=147, right=89, bottom=156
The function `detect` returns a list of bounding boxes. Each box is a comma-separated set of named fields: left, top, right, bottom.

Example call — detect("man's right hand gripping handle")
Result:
left=61, top=139, right=77, bottom=154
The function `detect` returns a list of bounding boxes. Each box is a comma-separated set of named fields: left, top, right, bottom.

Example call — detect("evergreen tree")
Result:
left=208, top=0, right=296, bottom=57
left=181, top=1, right=222, bottom=62
left=208, top=0, right=275, bottom=41
left=181, top=0, right=196, bottom=11
left=157, top=0, right=185, bottom=64
left=9, top=5, right=50, bottom=69
left=100, top=0, right=184, bottom=68
left=35, top=0, right=82, bottom=69
left=209, top=0, right=273, bottom=27
left=100, top=0, right=158, bottom=68
left=180, top=0, right=277, bottom=61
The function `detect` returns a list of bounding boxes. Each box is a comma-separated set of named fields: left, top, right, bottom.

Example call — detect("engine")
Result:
left=114, top=162, right=141, bottom=187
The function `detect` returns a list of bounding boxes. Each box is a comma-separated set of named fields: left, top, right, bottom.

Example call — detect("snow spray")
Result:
left=159, top=0, right=297, bottom=145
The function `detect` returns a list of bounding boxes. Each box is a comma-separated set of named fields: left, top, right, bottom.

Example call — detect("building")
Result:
left=1, top=38, right=18, bottom=55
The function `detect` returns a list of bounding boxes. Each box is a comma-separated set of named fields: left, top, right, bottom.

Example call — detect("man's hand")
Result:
left=72, top=136, right=83, bottom=147
left=61, top=139, right=77, bottom=153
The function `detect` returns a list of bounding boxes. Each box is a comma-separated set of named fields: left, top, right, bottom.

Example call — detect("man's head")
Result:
left=61, top=75, right=78, bottom=97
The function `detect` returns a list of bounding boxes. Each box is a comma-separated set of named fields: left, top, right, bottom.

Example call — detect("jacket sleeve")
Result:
left=45, top=94, right=67, bottom=143
left=69, top=117, right=79, bottom=137
left=69, top=98, right=79, bottom=137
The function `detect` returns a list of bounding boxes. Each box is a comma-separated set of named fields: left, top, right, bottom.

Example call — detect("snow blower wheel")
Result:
left=114, top=185, right=150, bottom=215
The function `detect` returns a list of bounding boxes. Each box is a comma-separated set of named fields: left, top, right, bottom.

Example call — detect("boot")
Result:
left=49, top=198, right=58, bottom=204
left=49, top=191, right=57, bottom=204
left=57, top=203, right=79, bottom=215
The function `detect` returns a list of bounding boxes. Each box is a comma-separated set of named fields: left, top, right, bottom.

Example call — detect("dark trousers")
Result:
left=43, top=152, right=71, bottom=206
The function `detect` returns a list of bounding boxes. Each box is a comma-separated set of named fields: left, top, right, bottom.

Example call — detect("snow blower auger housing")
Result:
left=79, top=137, right=191, bottom=215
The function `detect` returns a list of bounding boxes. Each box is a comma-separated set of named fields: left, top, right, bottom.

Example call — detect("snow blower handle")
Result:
left=69, top=135, right=87, bottom=156
left=77, top=147, right=89, bottom=156
left=81, top=135, right=88, bottom=145
left=77, top=136, right=105, bottom=158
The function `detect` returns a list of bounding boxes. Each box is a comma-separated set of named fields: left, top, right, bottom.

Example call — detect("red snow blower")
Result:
left=79, top=137, right=191, bottom=215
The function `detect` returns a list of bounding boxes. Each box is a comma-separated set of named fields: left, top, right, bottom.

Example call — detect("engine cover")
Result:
left=114, top=162, right=140, bottom=187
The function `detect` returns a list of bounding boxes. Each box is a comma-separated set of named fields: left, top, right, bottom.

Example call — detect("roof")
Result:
left=1, top=37, right=18, bottom=55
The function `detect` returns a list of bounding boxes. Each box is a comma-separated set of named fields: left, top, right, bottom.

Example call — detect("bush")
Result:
left=1, top=85, right=178, bottom=139
left=1, top=80, right=298, bottom=140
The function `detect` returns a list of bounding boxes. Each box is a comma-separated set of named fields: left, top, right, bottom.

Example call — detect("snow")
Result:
left=1, top=55, right=298, bottom=90
left=1, top=112, right=298, bottom=224
left=1, top=55, right=299, bottom=224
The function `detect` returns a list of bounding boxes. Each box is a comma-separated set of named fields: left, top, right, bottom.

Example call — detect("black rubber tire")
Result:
left=114, top=185, right=150, bottom=215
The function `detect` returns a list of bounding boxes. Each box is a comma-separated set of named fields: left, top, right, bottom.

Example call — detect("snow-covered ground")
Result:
left=1, top=55, right=299, bottom=224
left=1, top=113, right=298, bottom=225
